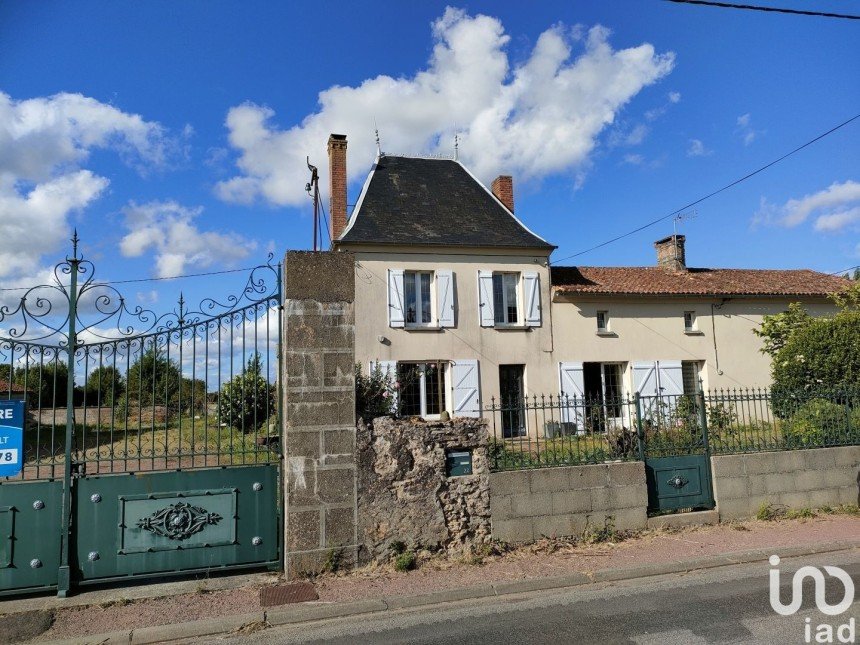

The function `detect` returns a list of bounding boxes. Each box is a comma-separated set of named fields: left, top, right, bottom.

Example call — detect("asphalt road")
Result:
left=218, top=551, right=860, bottom=644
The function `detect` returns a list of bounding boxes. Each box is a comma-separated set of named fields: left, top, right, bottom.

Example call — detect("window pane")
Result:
left=404, top=272, right=417, bottom=324
left=682, top=361, right=699, bottom=396
left=597, top=311, right=608, bottom=331
left=397, top=363, right=422, bottom=416
left=423, top=363, right=446, bottom=415
left=504, top=274, right=518, bottom=323
left=420, top=273, right=432, bottom=324
left=492, top=274, right=505, bottom=324
left=603, top=364, right=623, bottom=417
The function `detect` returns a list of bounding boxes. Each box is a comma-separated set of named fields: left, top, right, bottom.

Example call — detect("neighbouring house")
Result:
left=0, top=379, right=26, bottom=396
left=326, top=133, right=848, bottom=434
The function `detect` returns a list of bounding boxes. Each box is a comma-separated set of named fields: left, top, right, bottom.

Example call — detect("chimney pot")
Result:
left=491, top=175, right=514, bottom=213
left=654, top=235, right=686, bottom=271
left=328, top=134, right=348, bottom=243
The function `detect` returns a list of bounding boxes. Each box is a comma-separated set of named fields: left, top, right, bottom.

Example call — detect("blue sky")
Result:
left=1, top=1, right=858, bottom=312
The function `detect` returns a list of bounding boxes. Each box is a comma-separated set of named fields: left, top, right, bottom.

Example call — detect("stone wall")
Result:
left=711, top=446, right=860, bottom=521
left=282, top=251, right=359, bottom=577
left=357, top=416, right=491, bottom=561
left=490, top=462, right=648, bottom=543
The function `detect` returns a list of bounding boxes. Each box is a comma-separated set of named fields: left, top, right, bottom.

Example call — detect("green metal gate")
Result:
left=636, top=391, right=715, bottom=513
left=0, top=234, right=283, bottom=596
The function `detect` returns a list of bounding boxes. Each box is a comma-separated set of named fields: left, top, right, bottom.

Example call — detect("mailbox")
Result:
left=445, top=449, right=473, bottom=477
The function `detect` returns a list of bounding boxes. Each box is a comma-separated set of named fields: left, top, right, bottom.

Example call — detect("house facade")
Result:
left=326, top=134, right=848, bottom=432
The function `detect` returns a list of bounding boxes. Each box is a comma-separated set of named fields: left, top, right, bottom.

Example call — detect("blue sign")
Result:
left=0, top=400, right=25, bottom=478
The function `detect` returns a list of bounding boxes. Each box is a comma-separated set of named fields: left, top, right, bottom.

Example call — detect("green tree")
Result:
left=355, top=362, right=397, bottom=420
left=754, top=302, right=812, bottom=358
left=85, top=366, right=126, bottom=406
left=217, top=353, right=275, bottom=432
left=771, top=312, right=860, bottom=396
left=15, top=361, right=70, bottom=407
left=180, top=377, right=208, bottom=415
left=125, top=348, right=182, bottom=407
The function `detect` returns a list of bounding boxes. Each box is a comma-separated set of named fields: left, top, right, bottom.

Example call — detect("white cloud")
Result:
left=814, top=206, right=860, bottom=232
left=215, top=9, right=675, bottom=206
left=119, top=200, right=258, bottom=278
left=687, top=138, right=711, bottom=157
left=736, top=112, right=761, bottom=145
left=0, top=91, right=176, bottom=279
left=622, top=153, right=644, bottom=165
left=754, top=180, right=860, bottom=231
left=668, top=91, right=681, bottom=103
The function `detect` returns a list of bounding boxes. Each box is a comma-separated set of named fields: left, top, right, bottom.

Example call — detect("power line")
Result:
left=829, top=265, right=860, bottom=276
left=551, top=112, right=860, bottom=265
left=664, top=0, right=860, bottom=20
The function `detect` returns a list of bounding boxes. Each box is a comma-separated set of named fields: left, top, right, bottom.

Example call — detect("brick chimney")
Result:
left=655, top=235, right=686, bottom=272
left=491, top=175, right=514, bottom=212
left=327, top=134, right=348, bottom=242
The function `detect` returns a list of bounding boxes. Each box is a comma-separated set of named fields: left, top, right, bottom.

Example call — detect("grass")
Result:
left=756, top=502, right=860, bottom=521
left=21, top=415, right=278, bottom=469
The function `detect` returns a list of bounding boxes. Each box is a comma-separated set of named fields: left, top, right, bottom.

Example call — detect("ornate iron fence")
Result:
left=0, top=233, right=283, bottom=482
left=485, top=387, right=860, bottom=471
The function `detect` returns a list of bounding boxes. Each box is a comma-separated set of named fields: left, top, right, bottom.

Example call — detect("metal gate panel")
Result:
left=74, top=465, right=279, bottom=584
left=644, top=455, right=712, bottom=512
left=0, top=480, right=63, bottom=594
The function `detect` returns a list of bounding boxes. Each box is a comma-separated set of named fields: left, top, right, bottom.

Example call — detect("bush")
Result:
left=355, top=362, right=397, bottom=420
left=783, top=399, right=851, bottom=448
left=393, top=552, right=416, bottom=572
left=217, top=353, right=275, bottom=432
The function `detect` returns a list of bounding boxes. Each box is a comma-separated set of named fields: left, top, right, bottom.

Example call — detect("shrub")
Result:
left=783, top=399, right=851, bottom=448
left=217, top=353, right=275, bottom=432
left=394, top=552, right=416, bottom=572
left=355, top=362, right=396, bottom=420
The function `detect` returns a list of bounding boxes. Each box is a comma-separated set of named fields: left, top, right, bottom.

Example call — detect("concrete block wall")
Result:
left=282, top=251, right=359, bottom=577
left=711, top=446, right=860, bottom=521
left=489, top=462, right=648, bottom=543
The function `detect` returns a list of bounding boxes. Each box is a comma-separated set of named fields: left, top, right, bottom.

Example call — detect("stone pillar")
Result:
left=282, top=250, right=357, bottom=577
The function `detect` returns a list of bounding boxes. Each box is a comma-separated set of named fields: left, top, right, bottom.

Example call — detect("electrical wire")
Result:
left=664, top=0, right=860, bottom=20
left=0, top=264, right=273, bottom=293
left=551, top=112, right=860, bottom=265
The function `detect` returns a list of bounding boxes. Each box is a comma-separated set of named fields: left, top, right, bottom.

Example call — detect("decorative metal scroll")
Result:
left=136, top=502, right=223, bottom=540
left=0, top=231, right=280, bottom=346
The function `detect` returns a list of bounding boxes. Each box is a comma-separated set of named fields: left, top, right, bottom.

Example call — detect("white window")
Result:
left=477, top=270, right=541, bottom=328
left=388, top=269, right=455, bottom=329
left=493, top=273, right=519, bottom=325
left=397, top=362, right=447, bottom=418
left=596, top=310, right=610, bottom=333
left=404, top=271, right=433, bottom=325
left=684, top=311, right=697, bottom=332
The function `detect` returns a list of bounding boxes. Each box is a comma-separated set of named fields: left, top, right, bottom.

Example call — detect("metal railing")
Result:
left=485, top=387, right=860, bottom=471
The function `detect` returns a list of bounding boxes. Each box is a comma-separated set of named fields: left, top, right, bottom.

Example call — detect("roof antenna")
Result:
left=373, top=117, right=382, bottom=157
left=454, top=133, right=459, bottom=161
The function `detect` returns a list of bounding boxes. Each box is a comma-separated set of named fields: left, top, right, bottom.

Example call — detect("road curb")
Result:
left=36, top=539, right=860, bottom=644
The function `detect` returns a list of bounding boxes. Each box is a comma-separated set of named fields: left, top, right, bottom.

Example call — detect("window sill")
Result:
left=684, top=330, right=705, bottom=336
left=596, top=331, right=617, bottom=337
left=494, top=324, right=531, bottom=331
left=404, top=325, right=443, bottom=332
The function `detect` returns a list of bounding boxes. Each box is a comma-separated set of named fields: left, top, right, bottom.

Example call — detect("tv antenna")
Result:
left=673, top=209, right=697, bottom=237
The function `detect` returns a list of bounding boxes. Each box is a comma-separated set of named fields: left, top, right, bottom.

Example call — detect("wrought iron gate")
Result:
left=636, top=391, right=715, bottom=513
left=0, top=234, right=283, bottom=596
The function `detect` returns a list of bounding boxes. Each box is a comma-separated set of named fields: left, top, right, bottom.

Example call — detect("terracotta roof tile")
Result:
left=551, top=266, right=850, bottom=297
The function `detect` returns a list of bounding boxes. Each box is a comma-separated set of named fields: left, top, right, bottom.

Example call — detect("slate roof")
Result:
left=336, top=155, right=554, bottom=249
left=551, top=266, right=850, bottom=297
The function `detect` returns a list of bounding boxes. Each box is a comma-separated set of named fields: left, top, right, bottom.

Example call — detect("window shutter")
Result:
left=523, top=272, right=541, bottom=326
left=656, top=360, right=684, bottom=396
left=436, top=270, right=455, bottom=328
left=451, top=359, right=481, bottom=417
left=477, top=271, right=495, bottom=327
left=387, top=269, right=405, bottom=328
left=632, top=362, right=659, bottom=396
left=558, top=362, right=585, bottom=430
